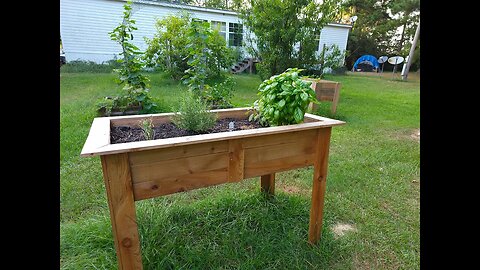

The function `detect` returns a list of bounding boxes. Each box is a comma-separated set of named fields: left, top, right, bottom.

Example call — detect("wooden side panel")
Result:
left=243, top=131, right=317, bottom=178
left=133, top=169, right=228, bottom=200
left=128, top=141, right=228, bottom=165
left=130, top=146, right=230, bottom=200
left=243, top=129, right=317, bottom=149
left=228, top=140, right=244, bottom=182
left=101, top=154, right=143, bottom=269
left=130, top=152, right=228, bottom=184
left=129, top=129, right=319, bottom=200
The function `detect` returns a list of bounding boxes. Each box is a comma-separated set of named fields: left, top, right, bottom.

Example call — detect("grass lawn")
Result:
left=60, top=70, right=420, bottom=269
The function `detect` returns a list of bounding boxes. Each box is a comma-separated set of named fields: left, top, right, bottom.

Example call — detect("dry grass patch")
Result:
left=332, top=222, right=357, bottom=239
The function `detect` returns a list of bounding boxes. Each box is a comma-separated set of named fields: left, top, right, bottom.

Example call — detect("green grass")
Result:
left=60, top=71, right=420, bottom=269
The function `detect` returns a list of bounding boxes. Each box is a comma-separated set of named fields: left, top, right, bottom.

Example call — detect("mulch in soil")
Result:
left=111, top=118, right=265, bottom=144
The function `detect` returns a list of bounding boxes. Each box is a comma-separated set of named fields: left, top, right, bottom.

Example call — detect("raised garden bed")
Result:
left=81, top=107, right=345, bottom=269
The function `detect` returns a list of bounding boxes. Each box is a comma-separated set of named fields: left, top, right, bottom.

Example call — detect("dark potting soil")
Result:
left=110, top=118, right=265, bottom=144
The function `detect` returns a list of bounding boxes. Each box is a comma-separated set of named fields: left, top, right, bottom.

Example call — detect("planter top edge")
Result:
left=80, top=108, right=345, bottom=157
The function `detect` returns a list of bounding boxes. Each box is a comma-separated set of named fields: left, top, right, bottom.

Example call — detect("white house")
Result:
left=60, top=0, right=352, bottom=64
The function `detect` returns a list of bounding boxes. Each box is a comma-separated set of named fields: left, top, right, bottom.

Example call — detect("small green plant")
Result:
left=202, top=76, right=236, bottom=109
left=95, top=97, right=115, bottom=116
left=171, top=91, right=217, bottom=133
left=139, top=117, right=155, bottom=140
left=96, top=0, right=157, bottom=116
left=250, top=68, right=318, bottom=126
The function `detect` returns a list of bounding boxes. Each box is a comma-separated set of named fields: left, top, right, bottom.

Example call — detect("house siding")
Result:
left=60, top=0, right=242, bottom=63
left=60, top=0, right=351, bottom=64
left=318, top=25, right=350, bottom=65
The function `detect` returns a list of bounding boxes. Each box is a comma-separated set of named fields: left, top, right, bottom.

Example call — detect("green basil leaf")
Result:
left=294, top=107, right=303, bottom=123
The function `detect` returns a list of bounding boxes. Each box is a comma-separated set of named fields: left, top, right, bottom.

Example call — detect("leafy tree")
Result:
left=204, top=0, right=228, bottom=9
left=97, top=0, right=157, bottom=115
left=144, top=13, right=191, bottom=80
left=109, top=0, right=150, bottom=89
left=144, top=14, right=234, bottom=80
left=239, top=0, right=343, bottom=77
left=342, top=0, right=419, bottom=70
left=390, top=0, right=420, bottom=54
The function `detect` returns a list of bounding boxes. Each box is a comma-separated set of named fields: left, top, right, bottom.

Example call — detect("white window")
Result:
left=228, top=23, right=243, bottom=47
left=315, top=32, right=321, bottom=51
left=211, top=21, right=226, bottom=40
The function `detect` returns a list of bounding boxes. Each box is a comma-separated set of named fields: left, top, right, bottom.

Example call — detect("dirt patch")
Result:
left=332, top=223, right=357, bottom=238
left=278, top=184, right=309, bottom=196
left=391, top=128, right=420, bottom=142
left=111, top=118, right=264, bottom=144
left=410, top=129, right=420, bottom=141
left=281, top=185, right=301, bottom=194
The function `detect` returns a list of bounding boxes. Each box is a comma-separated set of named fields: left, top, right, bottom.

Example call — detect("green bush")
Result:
left=145, top=13, right=234, bottom=81
left=202, top=76, right=236, bottom=109
left=250, top=68, right=318, bottom=126
left=60, top=60, right=118, bottom=73
left=171, top=91, right=217, bottom=133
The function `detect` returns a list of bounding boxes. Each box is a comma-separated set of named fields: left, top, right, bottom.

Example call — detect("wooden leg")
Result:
left=331, top=84, right=341, bottom=114
left=261, top=173, right=275, bottom=195
left=308, top=128, right=332, bottom=244
left=101, top=154, right=143, bottom=270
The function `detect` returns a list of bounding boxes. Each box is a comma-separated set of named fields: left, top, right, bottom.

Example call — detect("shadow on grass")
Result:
left=61, top=193, right=350, bottom=269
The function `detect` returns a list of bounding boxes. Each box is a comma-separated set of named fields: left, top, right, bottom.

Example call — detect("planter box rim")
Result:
left=81, top=107, right=345, bottom=157
left=302, top=78, right=339, bottom=83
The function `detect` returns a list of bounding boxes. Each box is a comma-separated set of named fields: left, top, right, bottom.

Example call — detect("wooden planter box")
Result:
left=81, top=107, right=344, bottom=269
left=303, top=78, right=341, bottom=114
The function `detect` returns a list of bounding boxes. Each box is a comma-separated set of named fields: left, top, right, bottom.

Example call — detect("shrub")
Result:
left=250, top=68, right=318, bottom=126
left=145, top=14, right=234, bottom=81
left=171, top=91, right=217, bottom=133
left=60, top=60, right=117, bottom=73
left=96, top=0, right=157, bottom=116
left=144, top=13, right=191, bottom=80
left=202, top=76, right=236, bottom=109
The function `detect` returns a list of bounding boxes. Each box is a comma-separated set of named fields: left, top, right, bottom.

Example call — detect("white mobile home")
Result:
left=60, top=0, right=352, bottom=64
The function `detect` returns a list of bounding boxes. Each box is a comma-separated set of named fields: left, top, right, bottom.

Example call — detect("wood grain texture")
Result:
left=101, top=154, right=142, bottom=269
left=308, top=128, right=332, bottom=244
left=243, top=132, right=317, bottom=178
left=128, top=141, right=228, bottom=165
left=130, top=152, right=228, bottom=184
left=133, top=168, right=228, bottom=200
left=261, top=174, right=275, bottom=195
left=228, top=139, right=244, bottom=182
left=80, top=117, right=110, bottom=156
left=305, top=80, right=341, bottom=113
left=331, top=83, right=341, bottom=114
